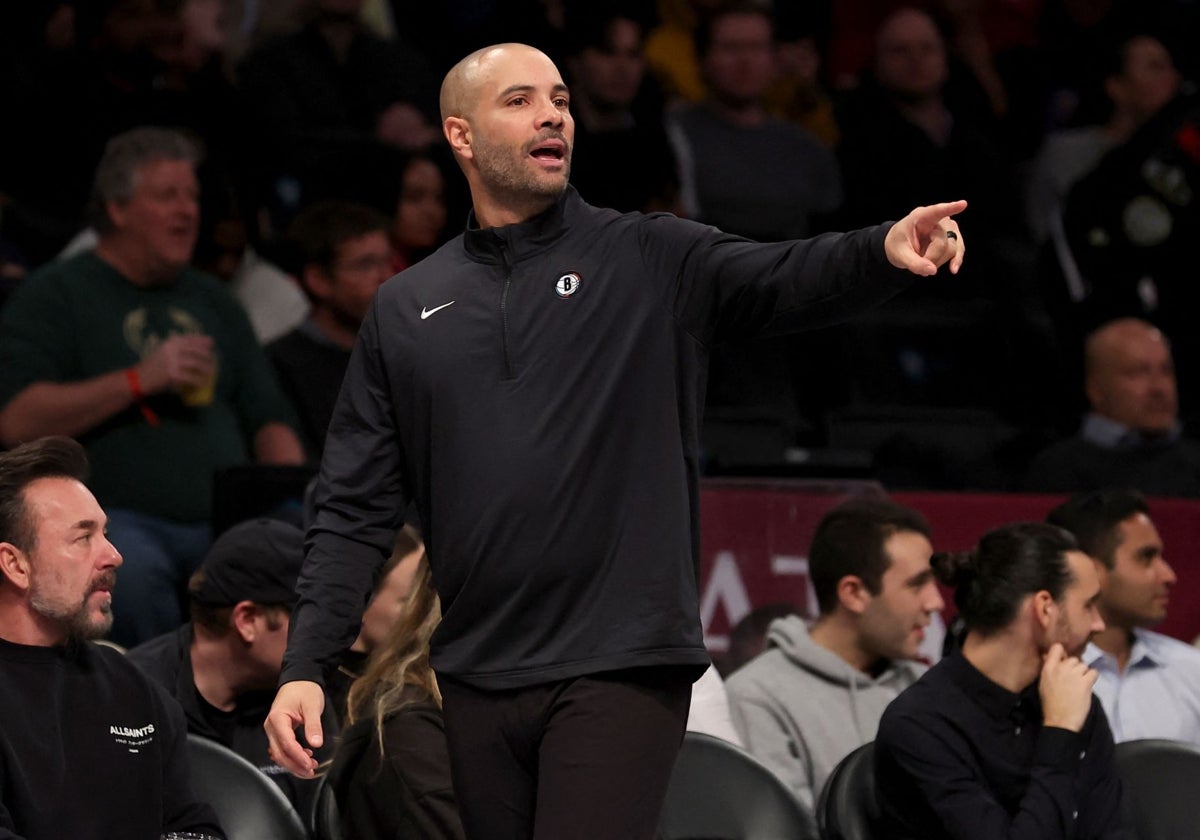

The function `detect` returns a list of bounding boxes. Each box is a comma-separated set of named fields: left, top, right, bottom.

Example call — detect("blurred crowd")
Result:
left=3, top=0, right=1200, bottom=495
left=4, top=5, right=1200, bottom=833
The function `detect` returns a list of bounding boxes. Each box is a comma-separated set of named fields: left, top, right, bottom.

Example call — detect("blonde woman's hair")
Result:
left=345, top=552, right=442, bottom=754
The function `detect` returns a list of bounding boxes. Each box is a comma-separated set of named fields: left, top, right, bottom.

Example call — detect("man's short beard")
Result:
left=1054, top=612, right=1088, bottom=658
left=473, top=136, right=571, bottom=205
left=30, top=582, right=115, bottom=643
left=484, top=162, right=571, bottom=204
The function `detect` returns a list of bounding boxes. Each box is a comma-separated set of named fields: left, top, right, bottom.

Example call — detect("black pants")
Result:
left=439, top=666, right=694, bottom=840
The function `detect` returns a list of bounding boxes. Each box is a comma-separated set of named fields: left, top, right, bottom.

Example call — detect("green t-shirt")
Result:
left=0, top=252, right=298, bottom=522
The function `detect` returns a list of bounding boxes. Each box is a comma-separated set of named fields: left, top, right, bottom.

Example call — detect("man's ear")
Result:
left=302, top=265, right=334, bottom=301
left=444, top=116, right=473, bottom=160
left=1031, top=589, right=1057, bottom=632
left=1104, top=75, right=1126, bottom=110
left=0, top=542, right=32, bottom=592
left=836, top=575, right=872, bottom=616
left=1083, top=374, right=1104, bottom=414
left=105, top=200, right=128, bottom=232
left=230, top=601, right=259, bottom=643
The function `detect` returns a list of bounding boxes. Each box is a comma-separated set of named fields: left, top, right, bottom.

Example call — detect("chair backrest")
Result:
left=658, top=731, right=818, bottom=840
left=816, top=742, right=878, bottom=840
left=308, top=772, right=344, bottom=840
left=185, top=734, right=309, bottom=840
left=1113, top=737, right=1200, bottom=840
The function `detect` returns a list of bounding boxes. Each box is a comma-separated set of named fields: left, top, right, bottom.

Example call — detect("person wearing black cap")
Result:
left=128, top=517, right=339, bottom=816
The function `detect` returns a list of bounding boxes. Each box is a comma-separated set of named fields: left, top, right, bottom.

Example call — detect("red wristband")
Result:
left=125, top=367, right=159, bottom=427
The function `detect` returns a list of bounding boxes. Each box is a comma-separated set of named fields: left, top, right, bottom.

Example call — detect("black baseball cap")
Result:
left=190, top=518, right=305, bottom=608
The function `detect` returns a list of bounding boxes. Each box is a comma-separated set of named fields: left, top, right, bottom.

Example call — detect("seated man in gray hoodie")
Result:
left=726, top=498, right=944, bottom=812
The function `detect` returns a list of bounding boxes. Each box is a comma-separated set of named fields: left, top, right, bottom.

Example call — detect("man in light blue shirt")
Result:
left=1048, top=488, right=1200, bottom=744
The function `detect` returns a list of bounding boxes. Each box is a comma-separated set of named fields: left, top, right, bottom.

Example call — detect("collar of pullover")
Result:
left=462, top=187, right=579, bottom=265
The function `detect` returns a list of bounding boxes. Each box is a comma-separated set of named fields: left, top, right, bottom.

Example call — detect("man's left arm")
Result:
left=155, top=685, right=226, bottom=839
left=640, top=201, right=966, bottom=347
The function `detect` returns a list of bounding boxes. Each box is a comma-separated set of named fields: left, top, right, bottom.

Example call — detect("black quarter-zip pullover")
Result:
left=284, top=188, right=913, bottom=690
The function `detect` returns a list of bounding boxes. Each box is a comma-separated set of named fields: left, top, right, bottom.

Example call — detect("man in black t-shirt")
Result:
left=0, top=436, right=224, bottom=839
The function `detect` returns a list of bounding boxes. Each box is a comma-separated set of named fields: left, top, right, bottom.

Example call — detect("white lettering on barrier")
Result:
left=700, top=551, right=751, bottom=652
left=769, top=554, right=819, bottom=617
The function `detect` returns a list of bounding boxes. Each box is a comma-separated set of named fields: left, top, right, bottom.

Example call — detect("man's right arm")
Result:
left=280, top=303, right=408, bottom=685
left=0, top=372, right=140, bottom=444
left=0, top=275, right=105, bottom=445
left=0, top=334, right=215, bottom=446
left=269, top=303, right=408, bottom=776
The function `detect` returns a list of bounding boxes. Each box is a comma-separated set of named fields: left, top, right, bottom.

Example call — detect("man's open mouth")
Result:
left=530, top=140, right=566, bottom=162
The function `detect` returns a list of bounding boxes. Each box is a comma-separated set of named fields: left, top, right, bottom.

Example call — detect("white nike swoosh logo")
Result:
left=420, top=301, right=456, bottom=320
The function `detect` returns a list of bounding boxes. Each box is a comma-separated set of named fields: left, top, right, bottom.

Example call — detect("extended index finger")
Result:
left=912, top=200, right=968, bottom=231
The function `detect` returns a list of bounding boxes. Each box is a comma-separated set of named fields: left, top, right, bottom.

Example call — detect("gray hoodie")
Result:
left=725, top=615, right=924, bottom=812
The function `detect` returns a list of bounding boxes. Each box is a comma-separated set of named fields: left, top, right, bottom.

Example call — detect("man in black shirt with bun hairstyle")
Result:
left=875, top=522, right=1133, bottom=840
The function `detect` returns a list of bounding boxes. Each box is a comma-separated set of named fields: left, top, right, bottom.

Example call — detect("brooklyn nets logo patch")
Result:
left=555, top=272, right=582, bottom=298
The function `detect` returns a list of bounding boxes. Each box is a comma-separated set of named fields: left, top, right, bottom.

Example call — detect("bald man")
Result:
left=267, top=42, right=968, bottom=838
left=1027, top=318, right=1200, bottom=496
